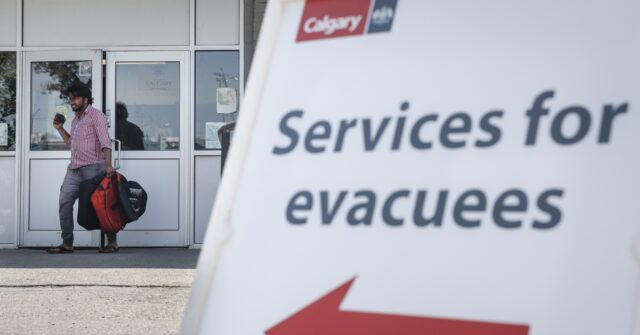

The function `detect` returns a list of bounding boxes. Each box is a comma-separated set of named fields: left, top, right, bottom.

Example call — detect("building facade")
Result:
left=0, top=0, right=265, bottom=248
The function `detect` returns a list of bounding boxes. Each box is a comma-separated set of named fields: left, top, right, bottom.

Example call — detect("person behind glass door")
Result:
left=115, top=101, right=144, bottom=150
left=46, top=83, right=120, bottom=253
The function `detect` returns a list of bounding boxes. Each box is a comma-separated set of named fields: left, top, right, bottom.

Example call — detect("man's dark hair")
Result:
left=66, top=83, right=94, bottom=104
left=116, top=101, right=128, bottom=120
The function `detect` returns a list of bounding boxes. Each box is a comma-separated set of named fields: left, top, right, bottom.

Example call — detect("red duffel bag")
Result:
left=91, top=172, right=128, bottom=233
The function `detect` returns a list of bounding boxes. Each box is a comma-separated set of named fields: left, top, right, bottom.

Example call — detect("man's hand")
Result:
left=53, top=119, right=70, bottom=145
left=102, top=148, right=114, bottom=178
left=105, top=164, right=115, bottom=178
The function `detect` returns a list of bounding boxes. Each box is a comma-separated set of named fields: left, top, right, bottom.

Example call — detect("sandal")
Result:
left=46, top=245, right=74, bottom=253
left=98, top=245, right=119, bottom=253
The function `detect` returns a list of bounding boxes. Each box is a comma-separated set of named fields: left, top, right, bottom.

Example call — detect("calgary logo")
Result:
left=303, top=15, right=363, bottom=36
left=296, top=0, right=397, bottom=42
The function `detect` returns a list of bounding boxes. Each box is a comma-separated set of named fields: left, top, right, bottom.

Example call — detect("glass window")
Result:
left=115, top=62, right=180, bottom=151
left=194, top=51, right=240, bottom=150
left=0, top=52, right=16, bottom=151
left=30, top=60, right=92, bottom=151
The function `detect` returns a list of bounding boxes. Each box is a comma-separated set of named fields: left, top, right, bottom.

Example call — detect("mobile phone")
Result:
left=54, top=113, right=66, bottom=124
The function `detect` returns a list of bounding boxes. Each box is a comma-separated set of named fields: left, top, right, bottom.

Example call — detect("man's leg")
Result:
left=79, top=163, right=106, bottom=182
left=57, top=168, right=82, bottom=248
left=106, top=232, right=118, bottom=248
left=99, top=232, right=118, bottom=252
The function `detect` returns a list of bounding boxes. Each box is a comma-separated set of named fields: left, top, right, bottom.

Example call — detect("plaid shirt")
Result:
left=68, top=105, right=112, bottom=169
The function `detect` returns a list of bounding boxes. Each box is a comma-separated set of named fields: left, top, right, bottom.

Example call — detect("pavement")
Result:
left=0, top=248, right=200, bottom=335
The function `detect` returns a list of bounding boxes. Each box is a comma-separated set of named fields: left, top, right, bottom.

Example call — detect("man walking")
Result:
left=46, top=83, right=119, bottom=253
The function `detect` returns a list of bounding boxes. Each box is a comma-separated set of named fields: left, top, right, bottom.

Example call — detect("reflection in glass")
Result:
left=194, top=51, right=240, bottom=150
left=30, top=60, right=93, bottom=151
left=115, top=62, right=180, bottom=151
left=0, top=53, right=16, bottom=151
left=115, top=102, right=144, bottom=150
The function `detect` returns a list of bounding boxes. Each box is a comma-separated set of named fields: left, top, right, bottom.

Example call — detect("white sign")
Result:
left=205, top=122, right=225, bottom=149
left=0, top=123, right=7, bottom=146
left=78, top=61, right=92, bottom=83
left=182, top=0, right=640, bottom=334
left=216, top=87, right=237, bottom=114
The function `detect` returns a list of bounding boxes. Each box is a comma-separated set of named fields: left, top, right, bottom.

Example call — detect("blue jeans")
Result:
left=59, top=163, right=117, bottom=245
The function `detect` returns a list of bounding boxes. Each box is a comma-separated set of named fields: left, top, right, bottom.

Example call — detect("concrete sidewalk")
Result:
left=0, top=248, right=199, bottom=335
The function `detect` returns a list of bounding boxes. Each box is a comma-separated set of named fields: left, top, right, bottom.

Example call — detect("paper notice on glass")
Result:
left=216, top=87, right=237, bottom=114
left=205, top=122, right=225, bottom=149
left=0, top=123, right=7, bottom=146
left=155, top=126, right=172, bottom=143
left=78, top=61, right=92, bottom=83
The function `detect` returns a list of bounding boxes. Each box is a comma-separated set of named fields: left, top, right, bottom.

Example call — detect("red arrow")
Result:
left=266, top=277, right=529, bottom=335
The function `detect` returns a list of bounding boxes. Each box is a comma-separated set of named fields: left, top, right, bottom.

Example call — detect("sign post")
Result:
left=181, top=0, right=640, bottom=334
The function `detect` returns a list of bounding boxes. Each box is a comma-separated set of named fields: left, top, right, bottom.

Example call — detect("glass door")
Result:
left=21, top=50, right=103, bottom=247
left=105, top=51, right=189, bottom=246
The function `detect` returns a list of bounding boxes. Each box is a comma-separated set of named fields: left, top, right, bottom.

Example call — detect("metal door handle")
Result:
left=112, top=139, right=121, bottom=170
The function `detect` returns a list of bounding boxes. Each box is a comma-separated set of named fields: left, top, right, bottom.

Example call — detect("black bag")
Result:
left=117, top=174, right=148, bottom=224
left=77, top=175, right=103, bottom=230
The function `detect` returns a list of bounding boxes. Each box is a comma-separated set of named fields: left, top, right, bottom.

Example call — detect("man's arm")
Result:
left=53, top=121, right=71, bottom=145
left=92, top=110, right=115, bottom=177
left=103, top=148, right=114, bottom=178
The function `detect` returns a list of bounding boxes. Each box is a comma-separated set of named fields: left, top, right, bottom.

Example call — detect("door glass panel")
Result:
left=30, top=60, right=92, bottom=151
left=0, top=52, right=16, bottom=151
left=115, top=62, right=180, bottom=151
left=194, top=51, right=239, bottom=150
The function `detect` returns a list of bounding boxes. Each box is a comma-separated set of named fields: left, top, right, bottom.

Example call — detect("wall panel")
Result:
left=0, top=157, right=16, bottom=244
left=194, top=156, right=221, bottom=244
left=24, top=0, right=190, bottom=46
left=196, top=0, right=240, bottom=45
left=0, top=0, right=17, bottom=46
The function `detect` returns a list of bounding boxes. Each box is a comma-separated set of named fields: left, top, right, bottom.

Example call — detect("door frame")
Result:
left=105, top=51, right=191, bottom=246
left=20, top=50, right=103, bottom=247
